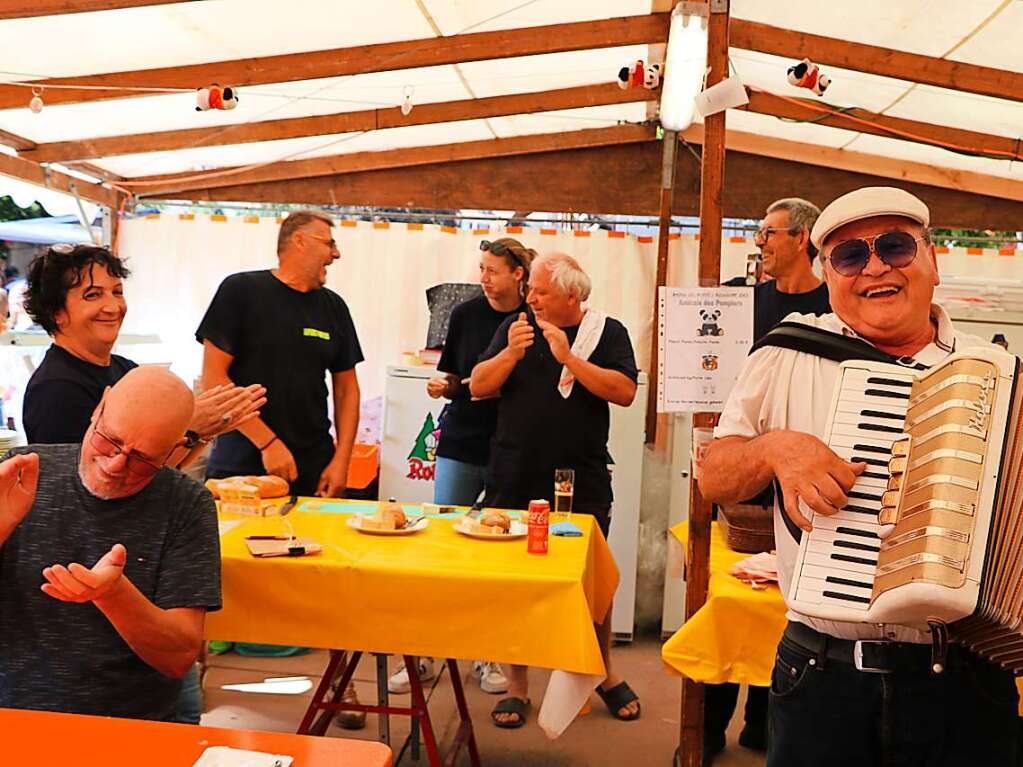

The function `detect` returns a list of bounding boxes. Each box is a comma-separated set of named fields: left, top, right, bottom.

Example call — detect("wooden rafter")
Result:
left=0, top=128, right=36, bottom=152
left=0, top=152, right=116, bottom=206
left=123, top=124, right=657, bottom=197
left=118, top=118, right=1023, bottom=205
left=0, top=0, right=199, bottom=18
left=743, top=90, right=1023, bottom=160
left=687, top=123, right=1023, bottom=203
left=22, top=83, right=656, bottom=163
left=0, top=13, right=670, bottom=111
left=731, top=18, right=1023, bottom=105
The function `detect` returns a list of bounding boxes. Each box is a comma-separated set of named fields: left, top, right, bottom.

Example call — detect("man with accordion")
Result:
left=699, top=186, right=1019, bottom=766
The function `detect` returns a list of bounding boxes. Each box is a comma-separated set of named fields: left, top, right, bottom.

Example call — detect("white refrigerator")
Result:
left=381, top=365, right=646, bottom=640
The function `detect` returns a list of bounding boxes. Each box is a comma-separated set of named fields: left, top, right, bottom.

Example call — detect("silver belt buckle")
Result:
left=853, top=640, right=893, bottom=673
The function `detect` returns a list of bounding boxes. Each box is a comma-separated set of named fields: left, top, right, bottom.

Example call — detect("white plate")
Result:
left=346, top=515, right=429, bottom=535
left=453, top=520, right=528, bottom=540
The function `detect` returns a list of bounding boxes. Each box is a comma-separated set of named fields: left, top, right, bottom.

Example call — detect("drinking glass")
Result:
left=553, top=468, right=575, bottom=523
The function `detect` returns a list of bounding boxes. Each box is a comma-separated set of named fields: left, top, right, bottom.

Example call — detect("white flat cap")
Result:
left=810, top=187, right=930, bottom=249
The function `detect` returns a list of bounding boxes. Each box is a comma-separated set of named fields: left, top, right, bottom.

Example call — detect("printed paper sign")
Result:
left=657, top=287, right=754, bottom=412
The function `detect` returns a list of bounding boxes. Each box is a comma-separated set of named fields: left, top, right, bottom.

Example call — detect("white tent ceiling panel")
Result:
left=842, top=132, right=1023, bottom=182
left=730, top=0, right=1003, bottom=58
left=0, top=0, right=433, bottom=80
left=420, top=0, right=654, bottom=36
left=92, top=118, right=501, bottom=177
left=881, top=85, right=1023, bottom=142
left=485, top=103, right=649, bottom=138
left=723, top=109, right=860, bottom=149
left=943, top=2, right=1023, bottom=72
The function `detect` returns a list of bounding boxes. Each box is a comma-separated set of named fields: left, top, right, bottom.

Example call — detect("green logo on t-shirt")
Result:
left=303, top=327, right=331, bottom=340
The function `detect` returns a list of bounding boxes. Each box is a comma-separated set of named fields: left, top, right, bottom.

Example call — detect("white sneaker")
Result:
left=473, top=660, right=508, bottom=694
left=388, top=657, right=436, bottom=694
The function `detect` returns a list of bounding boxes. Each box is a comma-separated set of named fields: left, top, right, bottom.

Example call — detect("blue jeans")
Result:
left=434, top=457, right=486, bottom=506
left=768, top=627, right=1019, bottom=766
left=175, top=663, right=203, bottom=724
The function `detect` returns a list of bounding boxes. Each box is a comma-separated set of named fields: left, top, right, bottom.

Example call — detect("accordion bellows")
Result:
left=788, top=346, right=1023, bottom=669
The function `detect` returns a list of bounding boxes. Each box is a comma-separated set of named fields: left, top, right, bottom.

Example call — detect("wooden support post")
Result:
left=646, top=129, right=677, bottom=444
left=678, top=1, right=729, bottom=766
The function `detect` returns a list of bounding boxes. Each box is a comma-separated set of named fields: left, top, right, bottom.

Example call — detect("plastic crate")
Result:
left=346, top=443, right=379, bottom=490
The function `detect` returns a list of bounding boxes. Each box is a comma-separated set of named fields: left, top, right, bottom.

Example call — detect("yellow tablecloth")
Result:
left=208, top=501, right=619, bottom=676
left=661, top=521, right=786, bottom=686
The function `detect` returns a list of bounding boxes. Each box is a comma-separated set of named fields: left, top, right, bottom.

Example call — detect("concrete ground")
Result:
left=201, top=635, right=764, bottom=767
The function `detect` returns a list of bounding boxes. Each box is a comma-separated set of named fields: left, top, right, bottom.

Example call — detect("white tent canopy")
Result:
left=0, top=0, right=1020, bottom=196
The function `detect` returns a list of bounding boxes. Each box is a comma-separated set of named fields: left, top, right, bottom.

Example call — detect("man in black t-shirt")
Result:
left=197, top=210, right=364, bottom=499
left=0, top=367, right=220, bottom=721
left=471, top=253, right=641, bottom=729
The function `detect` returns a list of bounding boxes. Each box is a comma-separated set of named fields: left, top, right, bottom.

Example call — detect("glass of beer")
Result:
left=553, top=468, right=574, bottom=523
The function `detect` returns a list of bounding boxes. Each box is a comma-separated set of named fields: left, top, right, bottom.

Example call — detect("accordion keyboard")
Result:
left=790, top=366, right=917, bottom=613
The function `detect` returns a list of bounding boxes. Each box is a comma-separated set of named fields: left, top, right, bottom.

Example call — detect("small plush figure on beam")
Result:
left=617, top=60, right=661, bottom=90
left=786, top=58, right=830, bottom=96
left=196, top=84, right=239, bottom=111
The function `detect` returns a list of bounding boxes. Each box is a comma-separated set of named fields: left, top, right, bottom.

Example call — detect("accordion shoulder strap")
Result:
left=752, top=322, right=926, bottom=544
left=751, top=321, right=928, bottom=370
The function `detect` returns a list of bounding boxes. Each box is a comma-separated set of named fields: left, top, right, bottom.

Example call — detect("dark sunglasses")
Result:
left=480, top=240, right=524, bottom=269
left=828, top=231, right=926, bottom=277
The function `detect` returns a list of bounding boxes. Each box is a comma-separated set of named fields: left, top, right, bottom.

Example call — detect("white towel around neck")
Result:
left=558, top=307, right=608, bottom=398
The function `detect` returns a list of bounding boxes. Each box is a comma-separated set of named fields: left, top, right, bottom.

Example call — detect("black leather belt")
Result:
left=782, top=621, right=970, bottom=675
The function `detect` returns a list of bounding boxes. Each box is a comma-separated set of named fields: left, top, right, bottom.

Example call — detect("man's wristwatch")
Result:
left=183, top=430, right=205, bottom=449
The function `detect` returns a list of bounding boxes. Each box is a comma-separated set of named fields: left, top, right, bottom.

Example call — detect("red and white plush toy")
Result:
left=196, top=84, right=239, bottom=111
left=786, top=58, right=830, bottom=96
left=617, top=60, right=662, bottom=90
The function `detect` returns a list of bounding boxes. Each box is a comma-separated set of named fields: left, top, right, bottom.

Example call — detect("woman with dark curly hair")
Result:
left=19, top=243, right=265, bottom=726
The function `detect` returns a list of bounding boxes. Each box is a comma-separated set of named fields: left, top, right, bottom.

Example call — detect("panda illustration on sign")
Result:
left=697, top=309, right=724, bottom=337
left=701, top=354, right=719, bottom=371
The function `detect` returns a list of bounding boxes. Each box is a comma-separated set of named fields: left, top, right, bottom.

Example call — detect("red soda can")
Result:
left=527, top=499, right=550, bottom=555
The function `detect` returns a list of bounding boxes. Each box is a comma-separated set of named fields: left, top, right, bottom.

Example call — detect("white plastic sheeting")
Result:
left=0, top=1, right=1019, bottom=189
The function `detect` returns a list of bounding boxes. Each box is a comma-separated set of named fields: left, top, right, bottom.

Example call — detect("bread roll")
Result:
left=207, top=475, right=290, bottom=499
left=382, top=507, right=407, bottom=529
left=481, top=511, right=511, bottom=532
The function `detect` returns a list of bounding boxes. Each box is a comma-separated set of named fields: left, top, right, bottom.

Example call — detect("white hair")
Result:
left=534, top=253, right=591, bottom=301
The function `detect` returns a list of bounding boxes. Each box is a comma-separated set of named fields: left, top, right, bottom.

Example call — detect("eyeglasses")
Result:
left=89, top=405, right=166, bottom=478
left=827, top=231, right=926, bottom=277
left=754, top=227, right=789, bottom=244
left=304, top=233, right=338, bottom=251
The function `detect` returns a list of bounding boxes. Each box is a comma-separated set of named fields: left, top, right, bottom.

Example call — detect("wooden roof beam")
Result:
left=681, top=123, right=1023, bottom=204
left=0, top=1, right=202, bottom=19
left=0, top=13, right=670, bottom=111
left=743, top=90, right=1023, bottom=161
left=731, top=18, right=1023, bottom=105
left=0, top=153, right=117, bottom=206
left=124, top=124, right=658, bottom=197
left=22, top=82, right=655, bottom=163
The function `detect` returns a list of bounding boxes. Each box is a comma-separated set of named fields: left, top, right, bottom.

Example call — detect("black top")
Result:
left=23, top=344, right=137, bottom=443
left=0, top=444, right=221, bottom=721
left=481, top=312, right=638, bottom=511
left=750, top=280, right=830, bottom=341
left=195, top=270, right=364, bottom=473
left=435, top=295, right=525, bottom=466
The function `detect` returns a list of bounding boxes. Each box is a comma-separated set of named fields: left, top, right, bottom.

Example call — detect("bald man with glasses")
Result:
left=0, top=367, right=221, bottom=722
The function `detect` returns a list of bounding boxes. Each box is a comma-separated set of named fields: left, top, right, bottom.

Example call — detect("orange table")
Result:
left=0, top=707, right=392, bottom=766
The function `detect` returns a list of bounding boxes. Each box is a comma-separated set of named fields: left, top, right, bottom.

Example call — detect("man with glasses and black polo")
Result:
left=698, top=187, right=1018, bottom=766
left=706, top=197, right=831, bottom=763
left=0, top=366, right=221, bottom=721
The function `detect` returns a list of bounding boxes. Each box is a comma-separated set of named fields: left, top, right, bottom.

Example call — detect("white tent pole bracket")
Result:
left=66, top=180, right=101, bottom=245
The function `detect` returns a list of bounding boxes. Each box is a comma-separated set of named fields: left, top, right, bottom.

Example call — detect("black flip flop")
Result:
left=491, top=696, right=531, bottom=729
left=596, top=681, right=641, bottom=721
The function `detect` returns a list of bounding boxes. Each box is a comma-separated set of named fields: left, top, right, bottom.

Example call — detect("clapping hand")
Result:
left=536, top=319, right=571, bottom=364
left=507, top=312, right=535, bottom=360
left=0, top=453, right=38, bottom=539
left=41, top=543, right=126, bottom=603
left=191, top=383, right=267, bottom=441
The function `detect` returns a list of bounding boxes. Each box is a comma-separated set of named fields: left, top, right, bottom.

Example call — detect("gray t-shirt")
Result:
left=0, top=444, right=221, bottom=720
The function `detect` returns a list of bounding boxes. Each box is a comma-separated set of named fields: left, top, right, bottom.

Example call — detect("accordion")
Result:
left=788, top=345, right=1023, bottom=668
